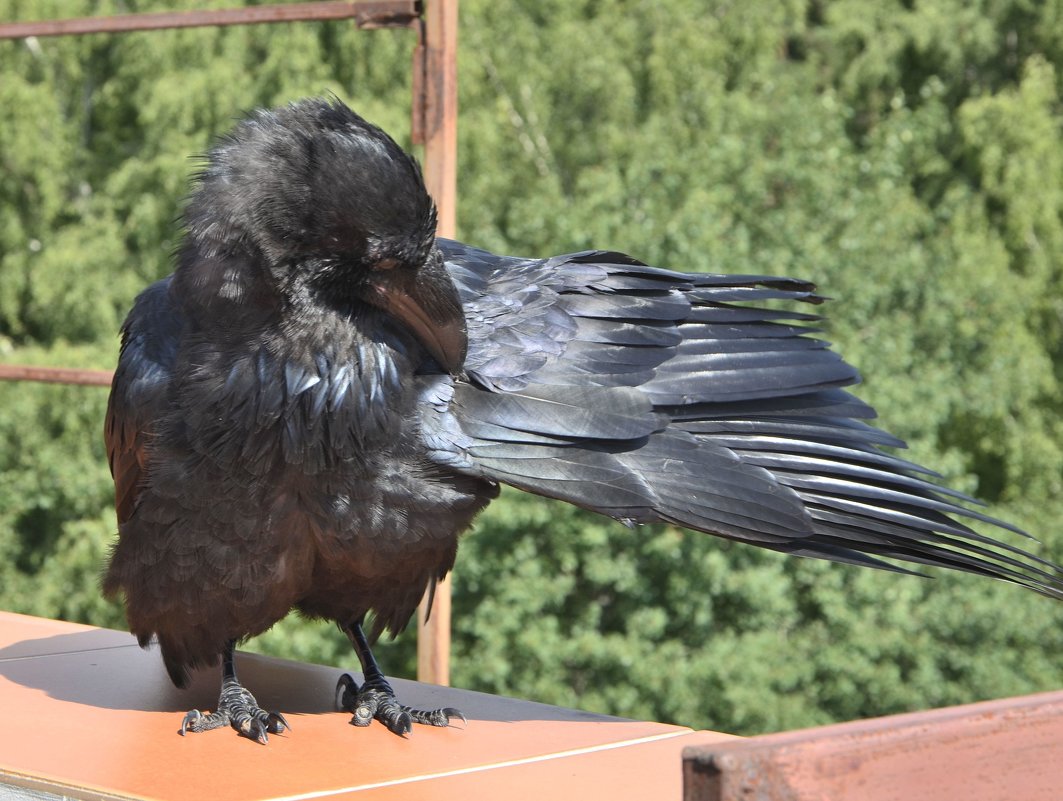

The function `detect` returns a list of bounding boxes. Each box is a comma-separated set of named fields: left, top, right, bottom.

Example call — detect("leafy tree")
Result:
left=0, top=0, right=1061, bottom=734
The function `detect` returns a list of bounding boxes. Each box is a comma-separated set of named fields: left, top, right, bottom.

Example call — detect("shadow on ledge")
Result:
left=0, top=625, right=628, bottom=724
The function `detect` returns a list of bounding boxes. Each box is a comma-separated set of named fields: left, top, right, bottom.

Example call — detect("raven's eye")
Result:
left=373, top=258, right=399, bottom=271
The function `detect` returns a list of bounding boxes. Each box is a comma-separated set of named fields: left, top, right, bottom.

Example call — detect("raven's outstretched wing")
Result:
left=433, top=239, right=1063, bottom=599
left=104, top=278, right=180, bottom=524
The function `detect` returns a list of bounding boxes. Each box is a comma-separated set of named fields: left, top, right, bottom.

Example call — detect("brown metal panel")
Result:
left=0, top=1, right=419, bottom=39
left=0, top=364, right=113, bottom=386
left=415, top=0, right=460, bottom=689
left=683, top=690, right=1063, bottom=801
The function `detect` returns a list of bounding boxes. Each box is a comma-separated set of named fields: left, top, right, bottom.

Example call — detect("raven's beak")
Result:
left=367, top=256, right=467, bottom=374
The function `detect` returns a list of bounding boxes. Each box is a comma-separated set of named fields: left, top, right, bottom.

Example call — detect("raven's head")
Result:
left=180, top=97, right=466, bottom=373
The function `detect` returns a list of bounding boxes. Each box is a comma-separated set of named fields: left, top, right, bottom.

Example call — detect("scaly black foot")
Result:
left=178, top=641, right=290, bottom=744
left=336, top=672, right=464, bottom=735
left=338, top=620, right=465, bottom=736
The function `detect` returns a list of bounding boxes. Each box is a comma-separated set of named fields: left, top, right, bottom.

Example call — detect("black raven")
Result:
left=104, top=97, right=1063, bottom=743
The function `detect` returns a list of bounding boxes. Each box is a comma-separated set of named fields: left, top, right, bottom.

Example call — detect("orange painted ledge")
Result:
left=0, top=611, right=734, bottom=800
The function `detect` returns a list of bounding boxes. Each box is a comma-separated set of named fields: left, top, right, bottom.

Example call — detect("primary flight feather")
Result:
left=103, top=98, right=1063, bottom=742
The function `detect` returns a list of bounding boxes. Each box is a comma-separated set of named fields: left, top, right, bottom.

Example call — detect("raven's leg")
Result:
left=336, top=620, right=465, bottom=736
left=179, top=640, right=290, bottom=744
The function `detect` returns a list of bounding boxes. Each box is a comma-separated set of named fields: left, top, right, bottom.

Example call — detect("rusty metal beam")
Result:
left=414, top=0, right=459, bottom=689
left=683, top=689, right=1063, bottom=801
left=0, top=364, right=112, bottom=387
left=0, top=1, right=419, bottom=40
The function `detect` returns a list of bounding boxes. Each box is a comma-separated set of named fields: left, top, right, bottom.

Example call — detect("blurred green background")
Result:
left=1, top=0, right=1062, bottom=735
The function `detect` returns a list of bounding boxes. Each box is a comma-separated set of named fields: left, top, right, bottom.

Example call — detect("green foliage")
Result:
left=2, top=0, right=1063, bottom=735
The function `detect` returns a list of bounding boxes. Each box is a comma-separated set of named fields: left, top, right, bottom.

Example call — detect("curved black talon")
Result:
left=179, top=709, right=207, bottom=736
left=268, top=711, right=291, bottom=734
left=245, top=718, right=269, bottom=745
left=243, top=712, right=289, bottom=744
left=180, top=706, right=230, bottom=737
left=336, top=672, right=359, bottom=709
left=411, top=706, right=467, bottom=728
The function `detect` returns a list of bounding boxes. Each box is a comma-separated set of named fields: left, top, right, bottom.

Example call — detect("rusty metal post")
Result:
left=413, top=0, right=459, bottom=688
